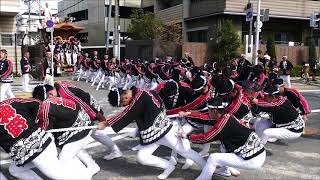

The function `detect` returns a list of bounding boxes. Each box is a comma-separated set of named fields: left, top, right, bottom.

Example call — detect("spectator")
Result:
left=20, top=51, right=32, bottom=92
left=309, top=59, right=318, bottom=81
left=279, top=56, right=293, bottom=88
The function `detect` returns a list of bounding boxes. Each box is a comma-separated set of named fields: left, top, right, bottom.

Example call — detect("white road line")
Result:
left=298, top=89, right=320, bottom=93
left=311, top=109, right=320, bottom=113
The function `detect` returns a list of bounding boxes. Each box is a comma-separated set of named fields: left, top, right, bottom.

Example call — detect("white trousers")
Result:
left=77, top=68, right=87, bottom=81
left=59, top=131, right=97, bottom=169
left=44, top=74, right=54, bottom=86
left=0, top=83, right=15, bottom=101
left=280, top=75, right=291, bottom=88
left=196, top=151, right=266, bottom=180
left=65, top=53, right=72, bottom=65
left=9, top=137, right=91, bottom=180
left=137, top=126, right=206, bottom=170
left=86, top=70, right=98, bottom=83
left=253, top=118, right=303, bottom=144
left=91, top=69, right=103, bottom=86
left=0, top=172, right=7, bottom=180
left=91, top=129, right=120, bottom=152
left=22, top=74, right=31, bottom=92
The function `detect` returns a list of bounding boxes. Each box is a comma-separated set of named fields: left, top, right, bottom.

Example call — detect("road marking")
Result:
left=299, top=89, right=320, bottom=93
left=311, top=109, right=320, bottom=113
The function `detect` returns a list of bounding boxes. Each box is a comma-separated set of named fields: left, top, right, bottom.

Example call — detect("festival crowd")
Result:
left=0, top=48, right=314, bottom=180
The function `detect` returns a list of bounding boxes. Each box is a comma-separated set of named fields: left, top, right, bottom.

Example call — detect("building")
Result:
left=155, top=0, right=320, bottom=45
left=57, top=0, right=154, bottom=47
left=0, top=0, right=22, bottom=74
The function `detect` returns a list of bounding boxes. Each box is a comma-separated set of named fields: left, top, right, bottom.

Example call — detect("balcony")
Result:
left=155, top=4, right=183, bottom=23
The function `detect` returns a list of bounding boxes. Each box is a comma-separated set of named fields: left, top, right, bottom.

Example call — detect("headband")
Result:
left=193, top=76, right=208, bottom=91
left=207, top=102, right=229, bottom=109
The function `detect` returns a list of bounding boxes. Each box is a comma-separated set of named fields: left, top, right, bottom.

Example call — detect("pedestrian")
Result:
left=309, top=59, right=318, bottom=81
left=98, top=87, right=206, bottom=179
left=177, top=97, right=266, bottom=180
left=279, top=56, right=293, bottom=88
left=20, top=51, right=32, bottom=92
left=0, top=49, right=15, bottom=101
left=43, top=52, right=54, bottom=86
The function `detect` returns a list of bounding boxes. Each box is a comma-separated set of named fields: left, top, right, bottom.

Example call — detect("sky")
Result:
left=19, top=0, right=61, bottom=15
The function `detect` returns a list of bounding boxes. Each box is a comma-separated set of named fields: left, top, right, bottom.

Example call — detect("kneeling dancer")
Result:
left=177, top=97, right=266, bottom=180
left=98, top=86, right=206, bottom=179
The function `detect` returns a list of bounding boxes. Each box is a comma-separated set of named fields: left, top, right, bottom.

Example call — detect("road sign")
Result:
left=254, top=21, right=263, bottom=29
left=46, top=20, right=54, bottom=28
left=246, top=8, right=253, bottom=22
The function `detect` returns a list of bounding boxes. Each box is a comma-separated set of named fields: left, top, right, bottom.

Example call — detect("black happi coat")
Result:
left=108, top=87, right=172, bottom=145
left=188, top=114, right=265, bottom=160
left=38, top=97, right=92, bottom=147
left=0, top=99, right=52, bottom=166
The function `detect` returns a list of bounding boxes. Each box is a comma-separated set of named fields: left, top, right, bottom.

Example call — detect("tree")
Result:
left=208, top=20, right=241, bottom=65
left=127, top=9, right=163, bottom=40
left=155, top=21, right=182, bottom=44
left=309, top=38, right=317, bottom=61
left=266, top=36, right=276, bottom=59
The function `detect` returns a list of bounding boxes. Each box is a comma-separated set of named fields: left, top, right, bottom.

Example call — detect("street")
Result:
left=1, top=76, right=320, bottom=180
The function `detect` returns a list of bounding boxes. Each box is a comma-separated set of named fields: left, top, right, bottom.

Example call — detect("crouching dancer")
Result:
left=177, top=97, right=266, bottom=180
left=33, top=82, right=122, bottom=160
left=97, top=87, right=206, bottom=179
left=0, top=98, right=91, bottom=180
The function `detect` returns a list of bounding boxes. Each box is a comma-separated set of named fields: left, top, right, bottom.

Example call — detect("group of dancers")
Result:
left=0, top=53, right=310, bottom=180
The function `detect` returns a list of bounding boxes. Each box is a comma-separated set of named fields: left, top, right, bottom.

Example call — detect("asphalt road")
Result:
left=1, top=77, right=320, bottom=180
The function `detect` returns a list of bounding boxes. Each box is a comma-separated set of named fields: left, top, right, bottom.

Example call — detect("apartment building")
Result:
left=57, top=0, right=154, bottom=46
left=155, top=0, right=320, bottom=45
left=0, top=0, right=22, bottom=74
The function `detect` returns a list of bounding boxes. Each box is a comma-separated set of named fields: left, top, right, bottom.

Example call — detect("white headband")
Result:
left=207, top=102, right=228, bottom=109
left=193, top=76, right=207, bottom=91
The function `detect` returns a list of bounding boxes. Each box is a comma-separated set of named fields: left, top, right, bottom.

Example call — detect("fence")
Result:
left=182, top=42, right=320, bottom=66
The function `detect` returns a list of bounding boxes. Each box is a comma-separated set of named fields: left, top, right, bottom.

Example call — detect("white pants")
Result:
left=77, top=68, right=87, bottom=81
left=122, top=74, right=133, bottom=90
left=196, top=151, right=266, bottom=180
left=137, top=126, right=206, bottom=170
left=280, top=75, right=291, bottom=88
left=59, top=131, right=97, bottom=169
left=0, top=172, right=7, bottom=180
left=253, top=118, right=303, bottom=144
left=91, top=69, right=103, bottom=86
left=86, top=70, right=98, bottom=83
left=65, top=53, right=72, bottom=65
left=44, top=74, right=54, bottom=86
left=0, top=83, right=15, bottom=101
left=9, top=137, right=91, bottom=180
left=22, top=74, right=31, bottom=92
left=91, top=129, right=120, bottom=152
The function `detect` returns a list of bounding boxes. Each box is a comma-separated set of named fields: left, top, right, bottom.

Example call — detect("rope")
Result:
left=46, top=113, right=190, bottom=133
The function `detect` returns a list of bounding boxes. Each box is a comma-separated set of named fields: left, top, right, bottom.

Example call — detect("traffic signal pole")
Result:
left=254, top=0, right=261, bottom=65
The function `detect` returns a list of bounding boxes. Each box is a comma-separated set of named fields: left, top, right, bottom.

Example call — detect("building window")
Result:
left=187, top=30, right=207, bottom=42
left=68, top=9, right=88, bottom=22
left=76, top=32, right=88, bottom=43
left=274, top=33, right=288, bottom=44
left=105, top=6, right=139, bottom=18
left=0, top=34, right=14, bottom=46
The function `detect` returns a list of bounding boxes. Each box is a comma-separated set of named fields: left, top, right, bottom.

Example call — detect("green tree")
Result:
left=127, top=9, right=163, bottom=40
left=266, top=36, right=276, bottom=59
left=309, top=38, right=317, bottom=61
left=156, top=22, right=182, bottom=44
left=208, top=20, right=241, bottom=65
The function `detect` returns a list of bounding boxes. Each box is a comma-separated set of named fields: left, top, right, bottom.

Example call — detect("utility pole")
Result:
left=113, top=0, right=120, bottom=59
left=248, top=0, right=253, bottom=54
left=105, top=0, right=112, bottom=54
left=28, top=0, right=31, bottom=44
left=254, top=0, right=261, bottom=65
